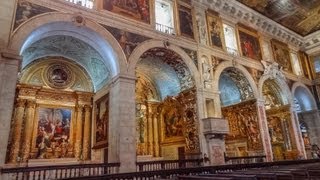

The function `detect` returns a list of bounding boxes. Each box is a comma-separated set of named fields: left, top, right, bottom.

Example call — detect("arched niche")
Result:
left=9, top=12, right=127, bottom=80
left=262, top=78, right=299, bottom=161
left=292, top=83, right=320, bottom=158
left=217, top=67, right=263, bottom=157
left=134, top=47, right=199, bottom=161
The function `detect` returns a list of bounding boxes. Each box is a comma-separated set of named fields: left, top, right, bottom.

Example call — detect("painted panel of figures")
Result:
left=206, top=11, right=224, bottom=48
left=93, top=94, right=109, bottom=148
left=178, top=5, right=194, bottom=38
left=238, top=28, right=262, bottom=61
left=271, top=40, right=292, bottom=72
left=36, top=108, right=72, bottom=159
left=102, top=0, right=150, bottom=23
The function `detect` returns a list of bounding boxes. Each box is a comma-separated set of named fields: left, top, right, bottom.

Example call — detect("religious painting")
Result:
left=206, top=11, right=224, bottom=49
left=178, top=4, right=194, bottom=38
left=93, top=94, right=109, bottom=149
left=290, top=52, right=303, bottom=76
left=102, top=0, right=150, bottom=24
left=271, top=40, right=292, bottom=72
left=35, top=107, right=72, bottom=159
left=238, top=26, right=262, bottom=61
left=46, top=63, right=74, bottom=89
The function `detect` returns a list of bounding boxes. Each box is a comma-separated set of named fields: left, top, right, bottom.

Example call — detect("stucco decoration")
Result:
left=262, top=79, right=284, bottom=110
left=14, top=0, right=55, bottom=31
left=102, top=25, right=151, bottom=59
left=219, top=67, right=254, bottom=106
left=22, top=35, right=110, bottom=91
left=181, top=48, right=198, bottom=69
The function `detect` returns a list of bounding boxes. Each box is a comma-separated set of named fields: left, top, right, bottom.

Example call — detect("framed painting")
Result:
left=102, top=0, right=150, bottom=24
left=178, top=4, right=194, bottom=38
left=93, top=94, right=109, bottom=149
left=237, top=25, right=262, bottom=61
left=206, top=11, right=224, bottom=49
left=298, top=51, right=311, bottom=79
left=34, top=107, right=72, bottom=159
left=271, top=39, right=292, bottom=72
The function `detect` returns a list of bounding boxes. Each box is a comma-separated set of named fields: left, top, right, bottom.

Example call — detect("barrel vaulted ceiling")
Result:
left=22, top=35, right=110, bottom=91
left=236, top=0, right=320, bottom=36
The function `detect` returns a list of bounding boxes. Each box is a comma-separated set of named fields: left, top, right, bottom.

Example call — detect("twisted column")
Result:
left=74, top=105, right=84, bottom=159
left=9, top=98, right=26, bottom=163
left=21, top=100, right=36, bottom=162
left=82, top=105, right=91, bottom=160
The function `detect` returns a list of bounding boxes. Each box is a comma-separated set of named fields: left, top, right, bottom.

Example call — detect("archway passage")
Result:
left=219, top=67, right=264, bottom=157
left=135, top=47, right=199, bottom=161
left=293, top=85, right=319, bottom=158
left=263, top=79, right=297, bottom=161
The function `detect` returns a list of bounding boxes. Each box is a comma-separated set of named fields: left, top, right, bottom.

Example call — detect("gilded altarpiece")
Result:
left=222, top=99, right=263, bottom=157
left=266, top=105, right=298, bottom=161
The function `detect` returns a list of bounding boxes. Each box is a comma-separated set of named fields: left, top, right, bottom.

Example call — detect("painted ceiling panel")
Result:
left=236, top=0, right=320, bottom=36
left=22, top=35, right=110, bottom=91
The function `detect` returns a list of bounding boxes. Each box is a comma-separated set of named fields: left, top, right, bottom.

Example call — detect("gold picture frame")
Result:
left=206, top=10, right=225, bottom=49
left=237, top=24, right=262, bottom=61
left=271, top=39, right=292, bottom=72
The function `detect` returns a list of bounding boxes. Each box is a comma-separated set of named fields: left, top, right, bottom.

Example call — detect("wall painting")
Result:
left=271, top=39, right=292, bottom=72
left=206, top=11, right=224, bottom=49
left=178, top=4, right=194, bottom=39
left=238, top=25, right=262, bottom=61
left=93, top=94, right=109, bottom=149
left=35, top=107, right=72, bottom=159
left=102, top=0, right=150, bottom=24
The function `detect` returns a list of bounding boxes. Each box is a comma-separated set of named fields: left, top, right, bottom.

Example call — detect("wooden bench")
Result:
left=178, top=175, right=233, bottom=180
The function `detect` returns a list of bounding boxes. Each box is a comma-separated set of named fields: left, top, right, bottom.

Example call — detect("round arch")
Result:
left=212, top=61, right=259, bottom=98
left=127, top=39, right=200, bottom=88
left=258, top=74, right=291, bottom=105
left=9, top=12, right=127, bottom=76
left=291, top=82, right=317, bottom=112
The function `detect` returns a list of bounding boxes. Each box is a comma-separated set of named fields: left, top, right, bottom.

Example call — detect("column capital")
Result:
left=16, top=98, right=26, bottom=107
left=76, top=104, right=84, bottom=112
left=26, top=100, right=36, bottom=109
left=84, top=104, right=92, bottom=112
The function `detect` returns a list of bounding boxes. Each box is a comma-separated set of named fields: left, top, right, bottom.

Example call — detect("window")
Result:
left=314, top=56, right=320, bottom=73
left=155, top=0, right=174, bottom=34
left=223, top=24, right=238, bottom=56
left=290, top=52, right=302, bottom=76
left=65, top=0, right=94, bottom=9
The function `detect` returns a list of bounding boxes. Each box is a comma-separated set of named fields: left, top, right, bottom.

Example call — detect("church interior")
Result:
left=1, top=0, right=320, bottom=179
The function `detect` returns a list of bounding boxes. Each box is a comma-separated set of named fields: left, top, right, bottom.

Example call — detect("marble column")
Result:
left=82, top=105, right=91, bottom=160
left=21, top=100, right=36, bottom=162
left=8, top=98, right=26, bottom=163
left=147, top=107, right=154, bottom=156
left=74, top=105, right=84, bottom=159
left=256, top=99, right=273, bottom=161
left=108, top=75, right=136, bottom=172
left=153, top=113, right=160, bottom=157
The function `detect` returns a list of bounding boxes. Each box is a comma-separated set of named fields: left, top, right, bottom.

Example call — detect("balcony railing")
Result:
left=155, top=23, right=175, bottom=35
left=65, top=0, right=94, bottom=9
left=136, top=159, right=203, bottom=172
left=1, top=162, right=120, bottom=180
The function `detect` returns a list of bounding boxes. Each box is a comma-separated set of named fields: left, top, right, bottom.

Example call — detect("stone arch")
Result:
left=258, top=74, right=291, bottom=105
left=9, top=12, right=127, bottom=76
left=212, top=61, right=259, bottom=98
left=127, top=39, right=200, bottom=88
left=291, top=82, right=317, bottom=112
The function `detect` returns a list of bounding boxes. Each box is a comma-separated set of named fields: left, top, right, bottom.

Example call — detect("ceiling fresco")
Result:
left=22, top=35, right=110, bottom=91
left=236, top=0, right=320, bottom=36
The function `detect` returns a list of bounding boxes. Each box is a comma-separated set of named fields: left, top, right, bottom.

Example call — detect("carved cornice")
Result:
left=198, top=0, right=306, bottom=48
